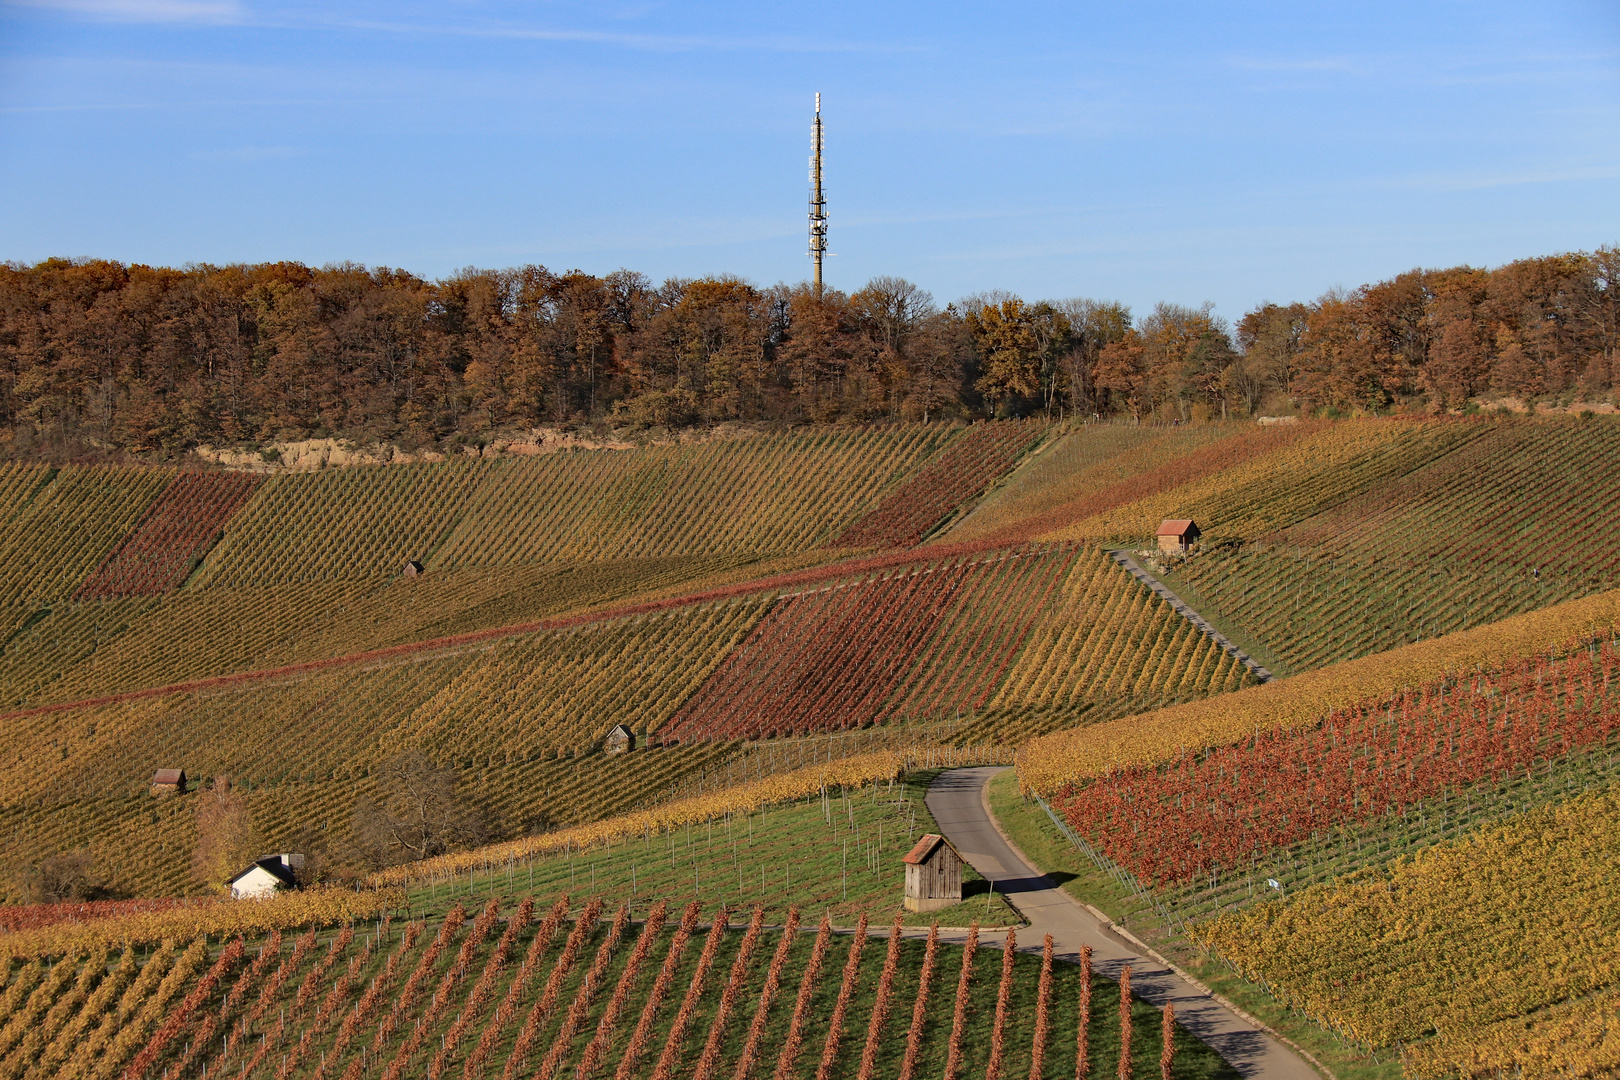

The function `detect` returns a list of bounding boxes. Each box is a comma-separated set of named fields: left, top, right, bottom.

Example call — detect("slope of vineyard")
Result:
left=662, top=545, right=1253, bottom=744
left=426, top=424, right=954, bottom=568
left=0, top=553, right=807, bottom=710
left=1281, top=415, right=1620, bottom=579
left=1195, top=785, right=1620, bottom=1055
left=1017, top=585, right=1620, bottom=796
left=830, top=420, right=1045, bottom=547
left=73, top=471, right=262, bottom=599
left=1159, top=544, right=1593, bottom=677
left=1037, top=418, right=1485, bottom=544
left=1009, top=586, right=1620, bottom=1078
left=0, top=898, right=1232, bottom=1080
left=1157, top=415, right=1620, bottom=676
left=0, top=424, right=1027, bottom=711
left=0, top=465, right=173, bottom=609
left=1058, top=630, right=1619, bottom=896
left=945, top=420, right=1305, bottom=543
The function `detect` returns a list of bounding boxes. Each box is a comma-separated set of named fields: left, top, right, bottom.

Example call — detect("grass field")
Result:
left=394, top=772, right=1024, bottom=929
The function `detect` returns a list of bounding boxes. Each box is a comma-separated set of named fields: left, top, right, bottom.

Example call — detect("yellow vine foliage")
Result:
left=1018, top=587, right=1620, bottom=796
left=1403, top=985, right=1620, bottom=1080
left=0, top=887, right=400, bottom=966
left=367, top=751, right=909, bottom=887
left=1036, top=420, right=1456, bottom=542
left=1192, top=788, right=1620, bottom=1047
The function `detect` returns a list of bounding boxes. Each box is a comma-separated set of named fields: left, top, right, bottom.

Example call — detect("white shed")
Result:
left=227, top=853, right=304, bottom=900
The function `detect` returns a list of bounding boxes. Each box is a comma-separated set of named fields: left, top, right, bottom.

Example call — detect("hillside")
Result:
left=5, top=414, right=1620, bottom=900
left=6, top=411, right=1620, bottom=1078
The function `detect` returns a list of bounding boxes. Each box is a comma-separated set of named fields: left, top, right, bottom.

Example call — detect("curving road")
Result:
left=925, top=766, right=1321, bottom=1080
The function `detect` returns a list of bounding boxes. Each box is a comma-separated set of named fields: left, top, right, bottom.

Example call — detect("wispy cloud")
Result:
left=310, top=14, right=916, bottom=55
left=5, top=0, right=245, bottom=22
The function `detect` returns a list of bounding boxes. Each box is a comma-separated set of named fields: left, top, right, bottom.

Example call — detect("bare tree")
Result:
left=352, top=753, right=486, bottom=868
left=20, top=851, right=108, bottom=903
left=192, top=775, right=264, bottom=892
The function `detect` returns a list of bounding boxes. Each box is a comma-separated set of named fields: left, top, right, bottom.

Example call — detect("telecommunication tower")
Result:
left=809, top=92, right=828, bottom=291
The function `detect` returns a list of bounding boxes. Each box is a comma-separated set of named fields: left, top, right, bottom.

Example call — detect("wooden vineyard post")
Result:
left=1117, top=966, right=1132, bottom=1080
left=943, top=923, right=979, bottom=1080
left=896, top=924, right=940, bottom=1080
left=1076, top=944, right=1092, bottom=1080
left=1029, top=933, right=1052, bottom=1080
left=1160, top=1000, right=1174, bottom=1080
left=985, top=926, right=1018, bottom=1080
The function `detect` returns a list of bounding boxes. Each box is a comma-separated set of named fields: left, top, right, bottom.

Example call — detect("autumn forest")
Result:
left=0, top=246, right=1615, bottom=459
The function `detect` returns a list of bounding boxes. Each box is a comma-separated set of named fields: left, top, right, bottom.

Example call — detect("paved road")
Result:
left=926, top=766, right=1321, bottom=1080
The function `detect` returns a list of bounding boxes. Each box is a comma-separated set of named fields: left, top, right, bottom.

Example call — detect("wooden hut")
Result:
left=402, top=560, right=425, bottom=578
left=604, top=724, right=636, bottom=755
left=150, top=768, right=187, bottom=797
left=1155, top=519, right=1200, bottom=553
left=902, top=833, right=963, bottom=912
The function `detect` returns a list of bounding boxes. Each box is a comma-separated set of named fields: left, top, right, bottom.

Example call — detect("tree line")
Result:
left=0, top=247, right=1614, bottom=458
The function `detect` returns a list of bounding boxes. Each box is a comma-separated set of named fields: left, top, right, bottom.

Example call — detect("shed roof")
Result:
left=1156, top=519, right=1198, bottom=537
left=607, top=724, right=633, bottom=737
left=151, top=768, right=185, bottom=785
left=226, top=857, right=297, bottom=888
left=903, top=833, right=962, bottom=865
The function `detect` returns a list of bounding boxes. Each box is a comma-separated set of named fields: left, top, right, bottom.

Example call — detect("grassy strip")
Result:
left=401, top=772, right=1023, bottom=928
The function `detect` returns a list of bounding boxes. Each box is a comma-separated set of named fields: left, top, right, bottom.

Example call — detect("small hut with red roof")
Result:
left=902, top=833, right=964, bottom=912
left=1156, top=519, right=1200, bottom=554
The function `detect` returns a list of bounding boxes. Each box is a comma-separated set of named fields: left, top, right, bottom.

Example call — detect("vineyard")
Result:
left=946, top=421, right=1304, bottom=544
left=830, top=421, right=1045, bottom=547
left=1046, top=634, right=1620, bottom=963
left=1155, top=415, right=1620, bottom=677
left=1016, top=585, right=1620, bottom=796
left=1038, top=418, right=1486, bottom=544
left=0, top=898, right=1226, bottom=1080
left=0, top=554, right=807, bottom=712
left=1195, top=786, right=1620, bottom=1054
left=0, top=465, right=173, bottom=610
left=12, top=412, right=1620, bottom=1079
left=372, top=768, right=1025, bottom=927
left=1160, top=542, right=1595, bottom=677
left=1281, top=415, right=1620, bottom=581
left=74, top=473, right=262, bottom=600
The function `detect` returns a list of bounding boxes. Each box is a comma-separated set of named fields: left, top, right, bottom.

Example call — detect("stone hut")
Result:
left=604, top=724, right=635, bottom=755
left=402, top=560, right=425, bottom=578
left=1155, top=519, right=1200, bottom=553
left=902, top=833, right=964, bottom=912
left=150, top=768, right=187, bottom=797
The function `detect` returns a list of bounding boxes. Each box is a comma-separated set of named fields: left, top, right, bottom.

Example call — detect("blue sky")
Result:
left=2, top=1, right=1617, bottom=320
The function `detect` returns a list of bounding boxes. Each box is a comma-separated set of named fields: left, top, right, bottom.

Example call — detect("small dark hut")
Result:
left=902, top=833, right=963, bottom=912
left=150, top=768, right=187, bottom=797
left=604, top=724, right=636, bottom=755
left=402, top=560, right=425, bottom=578
left=1155, top=519, right=1200, bottom=553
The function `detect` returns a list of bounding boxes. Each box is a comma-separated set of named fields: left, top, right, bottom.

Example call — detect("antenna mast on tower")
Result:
left=809, top=92, right=827, bottom=292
